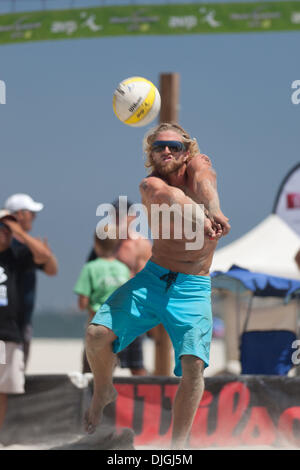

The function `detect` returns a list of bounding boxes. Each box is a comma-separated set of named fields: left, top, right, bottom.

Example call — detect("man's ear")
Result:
left=183, top=151, right=190, bottom=162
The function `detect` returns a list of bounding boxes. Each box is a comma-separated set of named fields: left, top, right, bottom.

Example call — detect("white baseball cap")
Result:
left=4, top=194, right=44, bottom=213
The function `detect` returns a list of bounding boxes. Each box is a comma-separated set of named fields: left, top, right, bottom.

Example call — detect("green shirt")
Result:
left=74, top=258, right=130, bottom=313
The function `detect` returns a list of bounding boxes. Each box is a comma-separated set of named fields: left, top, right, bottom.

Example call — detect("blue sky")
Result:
left=0, top=4, right=299, bottom=311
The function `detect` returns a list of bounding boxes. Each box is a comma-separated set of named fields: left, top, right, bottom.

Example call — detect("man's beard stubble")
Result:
left=153, top=158, right=185, bottom=176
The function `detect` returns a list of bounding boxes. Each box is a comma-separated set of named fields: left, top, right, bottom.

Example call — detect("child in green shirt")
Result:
left=74, top=230, right=130, bottom=321
left=74, top=229, right=130, bottom=371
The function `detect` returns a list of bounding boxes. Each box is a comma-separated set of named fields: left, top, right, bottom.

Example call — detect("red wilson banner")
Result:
left=109, top=376, right=300, bottom=448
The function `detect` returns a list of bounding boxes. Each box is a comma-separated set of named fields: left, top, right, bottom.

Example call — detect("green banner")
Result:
left=0, top=2, right=300, bottom=45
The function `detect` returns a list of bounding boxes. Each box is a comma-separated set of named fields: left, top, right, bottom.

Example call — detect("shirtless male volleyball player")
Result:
left=85, top=122, right=230, bottom=449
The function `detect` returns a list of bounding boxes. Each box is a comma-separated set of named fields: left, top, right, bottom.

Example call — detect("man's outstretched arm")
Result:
left=139, top=176, right=218, bottom=239
left=186, top=154, right=231, bottom=235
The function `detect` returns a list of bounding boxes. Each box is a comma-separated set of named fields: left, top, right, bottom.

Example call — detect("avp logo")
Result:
left=0, top=80, right=6, bottom=104
left=291, top=80, right=300, bottom=105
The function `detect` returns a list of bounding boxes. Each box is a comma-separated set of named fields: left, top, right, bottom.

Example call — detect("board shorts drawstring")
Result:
left=159, top=271, right=179, bottom=292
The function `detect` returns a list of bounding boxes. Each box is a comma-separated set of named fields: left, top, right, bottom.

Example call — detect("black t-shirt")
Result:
left=0, top=246, right=38, bottom=343
left=11, top=239, right=44, bottom=330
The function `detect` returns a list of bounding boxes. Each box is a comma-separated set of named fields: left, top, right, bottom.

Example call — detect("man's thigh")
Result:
left=162, top=283, right=212, bottom=377
left=91, top=276, right=160, bottom=354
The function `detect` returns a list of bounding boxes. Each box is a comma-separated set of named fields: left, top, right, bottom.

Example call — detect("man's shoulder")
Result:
left=187, top=153, right=213, bottom=172
left=140, top=174, right=168, bottom=192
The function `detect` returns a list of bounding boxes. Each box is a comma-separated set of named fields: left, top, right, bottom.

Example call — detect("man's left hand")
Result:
left=208, top=209, right=231, bottom=236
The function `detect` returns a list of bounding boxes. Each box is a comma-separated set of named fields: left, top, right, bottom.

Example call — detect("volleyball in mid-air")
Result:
left=113, top=76, right=161, bottom=127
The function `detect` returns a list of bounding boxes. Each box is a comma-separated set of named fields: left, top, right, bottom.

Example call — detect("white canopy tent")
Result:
left=211, top=214, right=300, bottom=280
left=210, top=214, right=300, bottom=374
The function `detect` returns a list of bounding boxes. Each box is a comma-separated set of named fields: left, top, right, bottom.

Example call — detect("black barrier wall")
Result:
left=1, top=375, right=300, bottom=449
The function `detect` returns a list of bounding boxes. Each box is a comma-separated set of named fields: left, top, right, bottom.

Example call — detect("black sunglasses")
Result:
left=152, top=140, right=186, bottom=153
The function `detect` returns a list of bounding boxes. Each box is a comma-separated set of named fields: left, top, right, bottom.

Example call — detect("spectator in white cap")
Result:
left=3, top=194, right=58, bottom=366
left=0, top=209, right=57, bottom=431
left=4, top=194, right=44, bottom=233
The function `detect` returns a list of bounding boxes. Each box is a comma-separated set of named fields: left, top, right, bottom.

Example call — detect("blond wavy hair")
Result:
left=143, top=122, right=200, bottom=174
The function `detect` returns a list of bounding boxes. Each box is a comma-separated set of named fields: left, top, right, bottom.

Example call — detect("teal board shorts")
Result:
left=91, top=260, right=212, bottom=377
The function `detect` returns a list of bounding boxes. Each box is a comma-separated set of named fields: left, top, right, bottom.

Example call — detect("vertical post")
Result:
left=152, top=73, right=180, bottom=377
left=159, top=73, right=180, bottom=123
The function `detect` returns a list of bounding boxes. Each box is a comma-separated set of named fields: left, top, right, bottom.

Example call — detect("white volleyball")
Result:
left=113, top=76, right=161, bottom=127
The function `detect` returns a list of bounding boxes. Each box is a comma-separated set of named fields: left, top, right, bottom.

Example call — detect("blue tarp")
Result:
left=211, top=265, right=300, bottom=300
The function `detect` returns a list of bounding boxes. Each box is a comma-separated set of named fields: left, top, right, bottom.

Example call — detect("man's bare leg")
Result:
left=171, top=355, right=205, bottom=449
left=0, top=393, right=7, bottom=430
left=84, top=324, right=118, bottom=434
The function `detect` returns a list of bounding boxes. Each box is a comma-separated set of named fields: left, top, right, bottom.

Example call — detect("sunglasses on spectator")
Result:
left=152, top=141, right=186, bottom=153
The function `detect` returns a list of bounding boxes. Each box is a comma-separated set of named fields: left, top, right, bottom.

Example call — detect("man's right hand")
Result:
left=3, top=218, right=26, bottom=241
left=204, top=216, right=222, bottom=240
left=207, top=208, right=231, bottom=236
